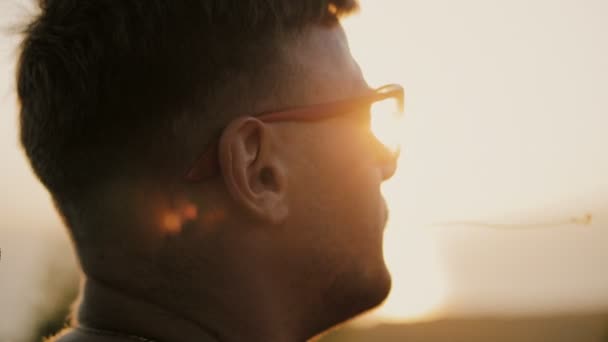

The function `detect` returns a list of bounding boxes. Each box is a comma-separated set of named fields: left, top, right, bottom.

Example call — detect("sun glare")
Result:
left=343, top=2, right=447, bottom=324
left=375, top=218, right=446, bottom=323
left=371, top=98, right=404, bottom=154
left=356, top=160, right=447, bottom=325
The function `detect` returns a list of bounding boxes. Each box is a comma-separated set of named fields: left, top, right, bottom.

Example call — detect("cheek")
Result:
left=284, top=120, right=386, bottom=242
left=321, top=124, right=383, bottom=209
left=313, top=119, right=379, bottom=176
left=301, top=128, right=385, bottom=247
left=327, top=170, right=385, bottom=250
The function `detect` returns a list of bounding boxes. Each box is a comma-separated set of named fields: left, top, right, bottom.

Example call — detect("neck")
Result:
left=76, top=277, right=219, bottom=342
left=75, top=270, right=324, bottom=342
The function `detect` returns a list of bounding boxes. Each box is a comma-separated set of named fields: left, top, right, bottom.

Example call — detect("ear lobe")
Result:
left=218, top=117, right=288, bottom=224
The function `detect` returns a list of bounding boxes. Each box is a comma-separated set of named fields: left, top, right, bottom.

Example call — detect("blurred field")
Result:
left=320, top=314, right=608, bottom=342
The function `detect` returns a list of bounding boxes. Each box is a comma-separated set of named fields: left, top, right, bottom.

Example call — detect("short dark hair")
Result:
left=17, top=0, right=358, bottom=225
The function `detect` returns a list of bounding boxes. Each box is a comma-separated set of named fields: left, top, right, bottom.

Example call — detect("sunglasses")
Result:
left=184, top=83, right=405, bottom=182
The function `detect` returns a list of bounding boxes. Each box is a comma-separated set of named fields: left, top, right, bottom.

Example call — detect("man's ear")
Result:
left=218, top=117, right=288, bottom=224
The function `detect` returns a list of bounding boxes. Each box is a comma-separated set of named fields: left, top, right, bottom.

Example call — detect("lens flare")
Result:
left=160, top=202, right=200, bottom=234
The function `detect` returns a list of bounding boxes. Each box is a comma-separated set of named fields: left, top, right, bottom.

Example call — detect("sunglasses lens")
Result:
left=371, top=97, right=404, bottom=153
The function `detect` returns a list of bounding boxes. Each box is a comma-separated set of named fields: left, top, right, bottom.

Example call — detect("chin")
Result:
left=313, top=271, right=390, bottom=339
left=349, top=228, right=393, bottom=314
left=363, top=260, right=393, bottom=310
left=326, top=257, right=393, bottom=326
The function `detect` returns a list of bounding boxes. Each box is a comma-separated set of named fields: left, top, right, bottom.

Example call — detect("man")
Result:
left=17, top=1, right=402, bottom=341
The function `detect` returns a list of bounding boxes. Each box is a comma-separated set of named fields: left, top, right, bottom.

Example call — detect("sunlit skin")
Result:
left=154, top=15, right=446, bottom=326
left=62, top=24, right=399, bottom=342
left=150, top=4, right=448, bottom=328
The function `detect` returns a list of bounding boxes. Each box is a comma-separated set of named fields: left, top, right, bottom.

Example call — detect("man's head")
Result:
left=17, top=0, right=399, bottom=339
